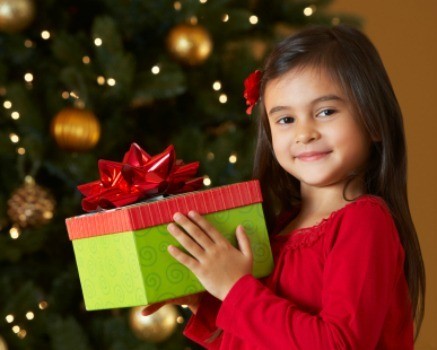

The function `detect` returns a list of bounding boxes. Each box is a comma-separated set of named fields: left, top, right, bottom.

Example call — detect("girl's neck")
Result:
left=298, top=179, right=366, bottom=225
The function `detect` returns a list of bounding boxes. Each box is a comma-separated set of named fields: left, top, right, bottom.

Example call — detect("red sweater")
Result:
left=183, top=196, right=414, bottom=349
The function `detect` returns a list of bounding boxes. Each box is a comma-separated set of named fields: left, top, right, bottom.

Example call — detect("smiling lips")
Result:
left=294, top=151, right=332, bottom=161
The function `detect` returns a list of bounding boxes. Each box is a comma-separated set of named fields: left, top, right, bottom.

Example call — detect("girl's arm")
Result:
left=172, top=201, right=412, bottom=349
left=210, top=201, right=412, bottom=349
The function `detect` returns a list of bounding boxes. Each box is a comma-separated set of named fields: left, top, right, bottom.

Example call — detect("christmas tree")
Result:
left=0, top=0, right=360, bottom=348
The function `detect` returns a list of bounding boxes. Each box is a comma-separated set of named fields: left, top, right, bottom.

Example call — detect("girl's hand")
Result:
left=167, top=211, right=253, bottom=301
left=142, top=293, right=203, bottom=316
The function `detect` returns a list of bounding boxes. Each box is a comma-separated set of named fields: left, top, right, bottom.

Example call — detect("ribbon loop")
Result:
left=78, top=143, right=203, bottom=212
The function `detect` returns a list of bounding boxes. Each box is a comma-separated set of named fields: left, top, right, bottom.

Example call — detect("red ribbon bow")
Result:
left=78, top=143, right=204, bottom=212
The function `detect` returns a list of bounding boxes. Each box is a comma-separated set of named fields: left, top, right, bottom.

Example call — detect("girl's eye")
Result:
left=317, top=109, right=336, bottom=117
left=278, top=116, right=295, bottom=124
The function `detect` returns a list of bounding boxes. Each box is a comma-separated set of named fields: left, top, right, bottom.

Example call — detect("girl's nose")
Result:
left=295, top=122, right=320, bottom=144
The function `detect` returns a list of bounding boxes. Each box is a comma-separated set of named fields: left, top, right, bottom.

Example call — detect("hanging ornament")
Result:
left=7, top=176, right=56, bottom=228
left=129, top=305, right=179, bottom=343
left=166, top=23, right=213, bottom=66
left=0, top=0, right=35, bottom=33
left=50, top=107, right=101, bottom=152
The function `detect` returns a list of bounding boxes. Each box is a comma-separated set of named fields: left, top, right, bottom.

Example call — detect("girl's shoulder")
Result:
left=271, top=195, right=396, bottom=250
left=334, top=194, right=393, bottom=223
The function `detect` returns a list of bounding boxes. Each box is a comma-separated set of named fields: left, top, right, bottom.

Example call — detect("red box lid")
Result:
left=66, top=180, right=263, bottom=240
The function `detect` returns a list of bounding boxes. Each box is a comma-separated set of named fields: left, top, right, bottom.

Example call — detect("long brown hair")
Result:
left=253, top=24, right=425, bottom=339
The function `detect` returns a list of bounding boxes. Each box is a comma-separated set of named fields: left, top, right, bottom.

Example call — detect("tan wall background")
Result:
left=328, top=1, right=437, bottom=348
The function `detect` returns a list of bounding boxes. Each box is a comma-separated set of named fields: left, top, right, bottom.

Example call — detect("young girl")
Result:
left=143, top=24, right=425, bottom=349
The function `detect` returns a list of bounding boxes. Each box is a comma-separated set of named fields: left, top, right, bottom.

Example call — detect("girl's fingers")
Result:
left=186, top=211, right=224, bottom=243
left=141, top=302, right=165, bottom=316
left=167, top=245, right=198, bottom=271
left=173, top=212, right=215, bottom=248
left=236, top=225, right=253, bottom=258
left=167, top=222, right=204, bottom=258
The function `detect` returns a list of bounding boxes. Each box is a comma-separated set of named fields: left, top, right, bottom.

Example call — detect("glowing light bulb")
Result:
left=97, top=76, right=105, bottom=85
left=249, top=15, right=258, bottom=25
left=151, top=65, right=160, bottom=74
left=212, top=81, right=221, bottom=91
left=24, top=73, right=34, bottom=82
left=229, top=153, right=237, bottom=164
left=41, top=30, right=51, bottom=40
left=203, top=176, right=212, bottom=186
left=3, top=100, right=12, bottom=109
left=303, top=6, right=315, bottom=16
left=94, top=38, right=103, bottom=46
left=219, top=94, right=228, bottom=104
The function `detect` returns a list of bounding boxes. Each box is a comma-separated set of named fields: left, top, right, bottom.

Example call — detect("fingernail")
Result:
left=188, top=210, right=197, bottom=218
left=173, top=212, right=182, bottom=220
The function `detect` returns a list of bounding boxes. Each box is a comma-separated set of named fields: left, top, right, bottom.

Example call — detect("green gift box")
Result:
left=66, top=180, right=273, bottom=311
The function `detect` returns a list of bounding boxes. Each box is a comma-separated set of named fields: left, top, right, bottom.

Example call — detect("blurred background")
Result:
left=0, top=0, right=435, bottom=349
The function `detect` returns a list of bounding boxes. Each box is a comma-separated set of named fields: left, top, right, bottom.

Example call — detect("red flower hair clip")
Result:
left=243, top=69, right=262, bottom=115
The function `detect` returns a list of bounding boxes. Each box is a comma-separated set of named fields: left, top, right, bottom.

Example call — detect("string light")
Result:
left=176, top=316, right=185, bottom=323
left=222, top=14, right=229, bottom=22
left=24, top=73, right=34, bottom=83
left=303, top=6, right=316, bottom=16
left=151, top=65, right=160, bottom=74
left=24, top=39, right=34, bottom=48
left=5, top=315, right=14, bottom=323
left=229, top=153, right=238, bottom=164
left=17, top=329, right=27, bottom=339
left=17, top=147, right=26, bottom=155
left=12, top=325, right=20, bottom=334
left=41, top=30, right=51, bottom=40
left=203, top=176, right=212, bottom=186
left=94, top=38, right=103, bottom=46
left=9, top=133, right=19, bottom=143
left=189, top=16, right=198, bottom=25
left=38, top=301, right=48, bottom=310
left=107, top=78, right=116, bottom=86
left=3, top=100, right=12, bottom=109
left=97, top=76, right=106, bottom=85
left=199, top=0, right=207, bottom=3
left=219, top=93, right=227, bottom=104
left=61, top=91, right=69, bottom=99
left=69, top=91, right=79, bottom=99
left=11, top=111, right=20, bottom=120
left=249, top=15, right=258, bottom=25
left=206, top=151, right=215, bottom=160
left=9, top=225, right=20, bottom=239
left=82, top=56, right=91, bottom=64
left=212, top=81, right=221, bottom=91
left=25, top=311, right=35, bottom=320
left=173, top=1, right=181, bottom=10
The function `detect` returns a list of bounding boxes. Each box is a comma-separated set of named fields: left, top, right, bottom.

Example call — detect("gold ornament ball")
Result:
left=166, top=24, right=213, bottom=65
left=129, top=305, right=179, bottom=343
left=0, top=335, right=7, bottom=350
left=51, top=107, right=101, bottom=152
left=7, top=176, right=56, bottom=228
left=0, top=0, right=35, bottom=33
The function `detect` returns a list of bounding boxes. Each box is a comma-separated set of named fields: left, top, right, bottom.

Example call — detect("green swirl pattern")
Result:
left=72, top=203, right=273, bottom=310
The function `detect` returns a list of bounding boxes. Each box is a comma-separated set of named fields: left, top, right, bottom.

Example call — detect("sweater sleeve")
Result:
left=183, top=292, right=223, bottom=348
left=215, top=200, right=406, bottom=349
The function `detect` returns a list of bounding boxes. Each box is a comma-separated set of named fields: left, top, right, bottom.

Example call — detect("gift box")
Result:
left=66, top=180, right=273, bottom=310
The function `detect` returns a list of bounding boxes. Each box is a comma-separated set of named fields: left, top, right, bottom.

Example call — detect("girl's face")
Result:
left=264, top=66, right=371, bottom=195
